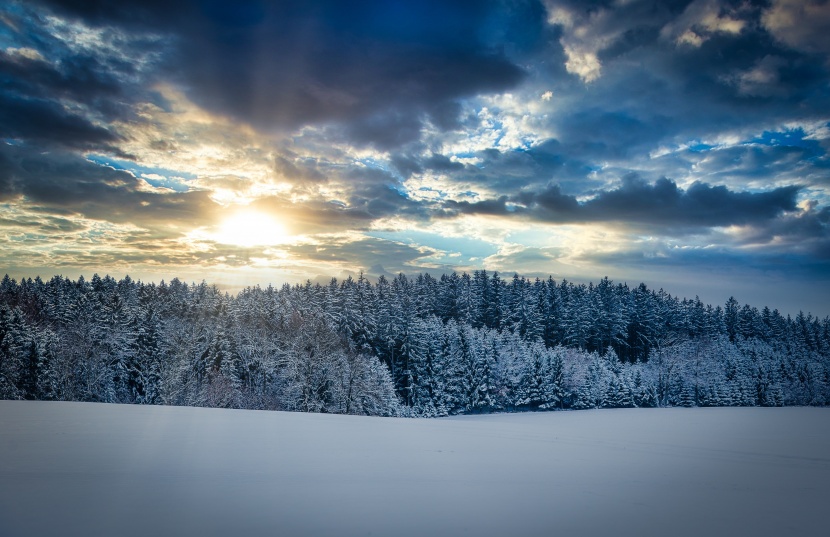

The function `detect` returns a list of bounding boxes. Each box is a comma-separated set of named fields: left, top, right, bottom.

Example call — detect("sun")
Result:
left=215, top=211, right=288, bottom=247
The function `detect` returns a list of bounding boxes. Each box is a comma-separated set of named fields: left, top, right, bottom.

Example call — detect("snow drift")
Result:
left=1, top=402, right=828, bottom=537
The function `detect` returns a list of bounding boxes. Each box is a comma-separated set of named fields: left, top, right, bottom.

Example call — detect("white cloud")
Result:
left=116, top=85, right=285, bottom=203
left=430, top=94, right=551, bottom=159
left=3, top=47, right=45, bottom=62
left=135, top=178, right=176, bottom=194
left=545, top=5, right=575, bottom=28
left=542, top=2, right=624, bottom=83
left=562, top=45, right=602, bottom=83
left=675, top=30, right=705, bottom=48
left=797, top=120, right=830, bottom=143
left=661, top=0, right=747, bottom=47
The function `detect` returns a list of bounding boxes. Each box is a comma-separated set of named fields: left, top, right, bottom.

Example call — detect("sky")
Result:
left=1, top=0, right=828, bottom=316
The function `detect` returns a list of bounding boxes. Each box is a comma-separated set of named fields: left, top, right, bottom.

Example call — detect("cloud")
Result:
left=273, top=155, right=327, bottom=186
left=0, top=144, right=216, bottom=229
left=444, top=196, right=513, bottom=218
left=535, top=0, right=827, bottom=153
left=661, top=0, right=748, bottom=48
left=447, top=176, right=800, bottom=232
left=481, top=245, right=573, bottom=275
left=0, top=46, right=126, bottom=152
left=725, top=55, right=789, bottom=97
left=285, top=235, right=431, bottom=271
left=543, top=1, right=623, bottom=83
left=731, top=202, right=830, bottom=258
left=671, top=141, right=829, bottom=188
left=0, top=45, right=123, bottom=106
left=763, top=0, right=830, bottom=57
left=246, top=164, right=433, bottom=237
left=36, top=0, right=525, bottom=148
left=1, top=0, right=828, bottom=316
left=0, top=93, right=121, bottom=152
left=521, top=182, right=581, bottom=213
left=580, top=176, right=799, bottom=227
left=340, top=110, right=425, bottom=150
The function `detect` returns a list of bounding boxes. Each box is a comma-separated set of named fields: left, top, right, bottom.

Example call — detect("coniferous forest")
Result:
left=1, top=271, right=828, bottom=417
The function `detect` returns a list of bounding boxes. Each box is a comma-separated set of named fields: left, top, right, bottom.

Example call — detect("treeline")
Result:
left=0, top=272, right=828, bottom=416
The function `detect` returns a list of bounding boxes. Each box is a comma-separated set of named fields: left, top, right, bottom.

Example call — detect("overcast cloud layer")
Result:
left=1, top=0, right=829, bottom=315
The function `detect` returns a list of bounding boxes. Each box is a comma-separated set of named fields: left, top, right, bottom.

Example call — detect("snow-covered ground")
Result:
left=1, top=402, right=828, bottom=537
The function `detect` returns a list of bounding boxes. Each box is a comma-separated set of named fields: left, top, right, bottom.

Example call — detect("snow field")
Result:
left=1, top=401, right=828, bottom=537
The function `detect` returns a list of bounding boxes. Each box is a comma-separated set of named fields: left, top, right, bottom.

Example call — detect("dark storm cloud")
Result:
left=516, top=184, right=580, bottom=215
left=0, top=93, right=120, bottom=151
left=737, top=203, right=830, bottom=259
left=344, top=167, right=431, bottom=220
left=535, top=0, right=830, bottom=167
left=341, top=111, right=425, bottom=150
left=0, top=149, right=17, bottom=201
left=555, top=109, right=672, bottom=162
left=376, top=0, right=830, bottom=210
left=580, top=176, right=799, bottom=227
left=422, top=154, right=465, bottom=173
left=0, top=144, right=214, bottom=228
left=273, top=155, right=326, bottom=186
left=392, top=141, right=594, bottom=198
left=0, top=29, right=123, bottom=151
left=662, top=32, right=829, bottom=113
left=0, top=8, right=166, bottom=155
left=0, top=47, right=123, bottom=106
left=36, top=0, right=527, bottom=147
left=446, top=176, right=799, bottom=231
left=461, top=145, right=570, bottom=191
left=391, top=152, right=467, bottom=177
left=444, top=196, right=513, bottom=217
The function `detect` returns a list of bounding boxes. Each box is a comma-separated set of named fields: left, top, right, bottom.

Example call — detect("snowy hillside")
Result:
left=1, top=402, right=828, bottom=537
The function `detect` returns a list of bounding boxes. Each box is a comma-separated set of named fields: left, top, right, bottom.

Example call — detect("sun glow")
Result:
left=215, top=211, right=288, bottom=247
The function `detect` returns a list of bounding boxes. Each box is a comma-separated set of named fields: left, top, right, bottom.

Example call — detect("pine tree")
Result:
left=20, top=339, right=41, bottom=400
left=724, top=297, right=740, bottom=342
left=408, top=316, right=443, bottom=415
left=436, top=320, right=465, bottom=414
left=0, top=305, right=27, bottom=399
left=631, top=369, right=656, bottom=408
left=470, top=270, right=489, bottom=329
left=486, top=272, right=503, bottom=330
left=123, top=307, right=165, bottom=404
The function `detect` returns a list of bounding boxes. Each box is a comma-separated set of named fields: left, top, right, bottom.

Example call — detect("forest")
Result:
left=1, top=271, right=828, bottom=416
